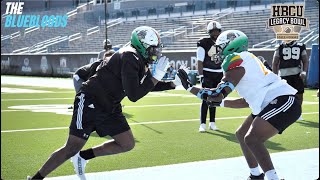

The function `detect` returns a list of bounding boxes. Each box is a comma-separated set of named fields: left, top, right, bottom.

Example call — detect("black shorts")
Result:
left=257, top=95, right=301, bottom=134
left=202, top=71, right=223, bottom=88
left=69, top=93, right=130, bottom=140
left=281, top=74, right=304, bottom=94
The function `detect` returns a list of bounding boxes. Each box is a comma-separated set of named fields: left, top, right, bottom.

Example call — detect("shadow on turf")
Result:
left=295, top=120, right=319, bottom=128
left=205, top=130, right=286, bottom=151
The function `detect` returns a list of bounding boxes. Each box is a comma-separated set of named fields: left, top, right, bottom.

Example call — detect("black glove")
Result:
left=177, top=68, right=193, bottom=91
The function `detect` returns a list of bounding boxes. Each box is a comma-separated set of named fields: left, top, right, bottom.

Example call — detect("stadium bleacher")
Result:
left=1, top=0, right=318, bottom=54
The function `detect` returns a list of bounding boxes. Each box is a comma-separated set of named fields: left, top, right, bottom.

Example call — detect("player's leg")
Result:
left=208, top=72, right=223, bottom=130
left=235, top=114, right=263, bottom=179
left=30, top=134, right=87, bottom=179
left=244, top=95, right=301, bottom=180
left=78, top=110, right=134, bottom=159
left=199, top=75, right=209, bottom=132
left=199, top=100, right=208, bottom=132
left=89, top=129, right=135, bottom=157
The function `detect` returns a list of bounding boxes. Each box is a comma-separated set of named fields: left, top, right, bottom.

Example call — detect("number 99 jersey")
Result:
left=277, top=41, right=307, bottom=70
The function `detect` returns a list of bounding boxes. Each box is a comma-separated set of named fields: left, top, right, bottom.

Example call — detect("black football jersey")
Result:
left=277, top=41, right=306, bottom=69
left=81, top=46, right=174, bottom=109
left=197, top=37, right=222, bottom=70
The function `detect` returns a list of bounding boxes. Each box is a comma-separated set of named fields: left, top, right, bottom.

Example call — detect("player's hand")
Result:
left=173, top=65, right=188, bottom=86
left=153, top=56, right=170, bottom=81
left=207, top=89, right=224, bottom=103
left=177, top=67, right=193, bottom=91
left=299, top=71, right=306, bottom=80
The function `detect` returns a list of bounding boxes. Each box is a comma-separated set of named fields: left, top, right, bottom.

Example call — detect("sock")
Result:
left=250, top=166, right=261, bottom=176
left=265, top=169, right=279, bottom=180
left=80, top=148, right=95, bottom=160
left=32, top=171, right=44, bottom=180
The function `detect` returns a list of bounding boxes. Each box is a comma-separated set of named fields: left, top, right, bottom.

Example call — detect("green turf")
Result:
left=1, top=85, right=319, bottom=180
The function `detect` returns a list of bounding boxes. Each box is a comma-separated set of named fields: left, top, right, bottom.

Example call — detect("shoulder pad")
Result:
left=222, top=53, right=243, bottom=71
left=296, top=42, right=303, bottom=46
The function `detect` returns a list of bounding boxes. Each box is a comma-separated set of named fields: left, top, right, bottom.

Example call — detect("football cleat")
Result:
left=247, top=173, right=265, bottom=180
left=199, top=123, right=206, bottom=132
left=209, top=122, right=219, bottom=130
left=71, top=152, right=88, bottom=180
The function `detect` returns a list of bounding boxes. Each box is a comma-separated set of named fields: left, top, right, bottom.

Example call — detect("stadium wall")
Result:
left=1, top=49, right=311, bottom=78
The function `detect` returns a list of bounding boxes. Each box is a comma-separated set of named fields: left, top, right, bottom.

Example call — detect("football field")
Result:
left=1, top=76, right=319, bottom=180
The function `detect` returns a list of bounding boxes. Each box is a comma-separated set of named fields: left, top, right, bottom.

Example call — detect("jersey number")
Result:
left=251, top=54, right=269, bottom=75
left=282, top=47, right=301, bottom=60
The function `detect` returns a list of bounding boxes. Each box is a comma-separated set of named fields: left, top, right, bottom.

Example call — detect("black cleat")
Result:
left=247, top=173, right=265, bottom=180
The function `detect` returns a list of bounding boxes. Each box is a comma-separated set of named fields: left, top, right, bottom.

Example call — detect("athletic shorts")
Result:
left=256, top=95, right=301, bottom=134
left=202, top=71, right=223, bottom=88
left=69, top=93, right=130, bottom=140
left=281, top=74, right=304, bottom=94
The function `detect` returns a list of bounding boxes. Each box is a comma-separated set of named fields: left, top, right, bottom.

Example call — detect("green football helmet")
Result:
left=215, top=30, right=248, bottom=62
left=131, top=26, right=162, bottom=63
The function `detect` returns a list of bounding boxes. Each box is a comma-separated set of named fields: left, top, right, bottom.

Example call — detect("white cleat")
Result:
left=27, top=176, right=31, bottom=180
left=199, top=123, right=206, bottom=132
left=209, top=122, right=219, bottom=130
left=71, top=152, right=88, bottom=180
left=298, top=115, right=304, bottom=121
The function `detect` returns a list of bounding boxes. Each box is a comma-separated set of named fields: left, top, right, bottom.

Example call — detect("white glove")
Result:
left=153, top=56, right=170, bottom=81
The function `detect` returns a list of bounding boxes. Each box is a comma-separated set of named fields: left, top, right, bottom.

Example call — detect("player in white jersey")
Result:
left=177, top=30, right=301, bottom=180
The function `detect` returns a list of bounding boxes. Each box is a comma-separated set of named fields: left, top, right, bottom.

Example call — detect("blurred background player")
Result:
left=97, top=39, right=113, bottom=60
left=196, top=20, right=223, bottom=132
left=272, top=40, right=309, bottom=120
left=28, top=26, right=183, bottom=180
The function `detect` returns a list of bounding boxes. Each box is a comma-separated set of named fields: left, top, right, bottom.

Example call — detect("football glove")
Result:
left=177, top=67, right=193, bottom=91
left=153, top=56, right=170, bottom=81
left=172, top=65, right=188, bottom=86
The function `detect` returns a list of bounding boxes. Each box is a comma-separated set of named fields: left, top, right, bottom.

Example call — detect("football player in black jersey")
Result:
left=196, top=20, right=223, bottom=132
left=28, top=26, right=183, bottom=180
left=272, top=40, right=309, bottom=120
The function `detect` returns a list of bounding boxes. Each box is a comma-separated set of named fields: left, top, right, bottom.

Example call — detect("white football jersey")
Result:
left=223, top=51, right=297, bottom=114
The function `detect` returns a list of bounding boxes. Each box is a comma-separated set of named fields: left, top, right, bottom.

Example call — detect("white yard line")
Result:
left=45, top=148, right=319, bottom=180
left=1, top=112, right=318, bottom=133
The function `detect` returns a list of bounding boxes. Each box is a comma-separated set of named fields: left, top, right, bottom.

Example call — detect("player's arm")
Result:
left=73, top=62, right=98, bottom=93
left=177, top=66, right=245, bottom=102
left=177, top=54, right=245, bottom=104
left=300, top=44, right=309, bottom=79
left=223, top=98, right=249, bottom=108
left=272, top=48, right=280, bottom=75
left=197, top=46, right=205, bottom=83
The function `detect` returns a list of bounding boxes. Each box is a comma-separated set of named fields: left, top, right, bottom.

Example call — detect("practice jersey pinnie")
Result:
left=222, top=51, right=297, bottom=114
left=197, top=38, right=222, bottom=71
left=276, top=42, right=307, bottom=76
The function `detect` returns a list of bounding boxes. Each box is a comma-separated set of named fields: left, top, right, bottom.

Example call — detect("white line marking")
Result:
left=45, top=148, right=319, bottom=180
left=1, top=97, right=74, bottom=101
left=1, top=112, right=318, bottom=133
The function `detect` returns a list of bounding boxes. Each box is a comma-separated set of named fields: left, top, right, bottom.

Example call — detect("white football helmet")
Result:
left=206, top=21, right=222, bottom=33
left=131, top=26, right=162, bottom=62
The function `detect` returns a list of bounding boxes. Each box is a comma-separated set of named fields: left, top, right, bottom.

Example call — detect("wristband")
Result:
left=187, top=86, right=193, bottom=92
left=301, top=71, right=306, bottom=76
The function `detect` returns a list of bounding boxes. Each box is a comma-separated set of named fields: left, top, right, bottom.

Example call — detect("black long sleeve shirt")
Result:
left=81, top=46, right=173, bottom=111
